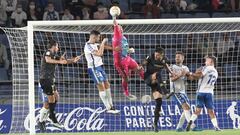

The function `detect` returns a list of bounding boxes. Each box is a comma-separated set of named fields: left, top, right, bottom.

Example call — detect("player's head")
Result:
left=154, top=47, right=164, bottom=60
left=48, top=39, right=59, bottom=52
left=205, top=55, right=217, bottom=66
left=231, top=101, right=237, bottom=106
left=90, top=30, right=101, bottom=43
left=175, top=51, right=184, bottom=64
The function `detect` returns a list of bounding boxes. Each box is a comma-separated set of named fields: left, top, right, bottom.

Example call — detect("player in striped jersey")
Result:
left=186, top=56, right=221, bottom=131
left=170, top=51, right=200, bottom=131
left=84, top=30, right=120, bottom=114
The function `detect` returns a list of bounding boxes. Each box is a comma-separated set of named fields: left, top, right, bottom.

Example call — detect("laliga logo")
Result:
left=24, top=107, right=106, bottom=131
left=0, top=109, right=7, bottom=131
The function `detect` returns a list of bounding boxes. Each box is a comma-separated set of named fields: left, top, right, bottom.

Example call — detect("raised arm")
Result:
left=186, top=68, right=203, bottom=80
left=92, top=38, right=108, bottom=56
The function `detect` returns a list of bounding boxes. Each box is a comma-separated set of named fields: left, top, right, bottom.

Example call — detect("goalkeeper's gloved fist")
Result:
left=128, top=47, right=135, bottom=53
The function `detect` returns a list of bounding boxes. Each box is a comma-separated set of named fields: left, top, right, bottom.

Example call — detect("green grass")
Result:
left=5, top=130, right=240, bottom=135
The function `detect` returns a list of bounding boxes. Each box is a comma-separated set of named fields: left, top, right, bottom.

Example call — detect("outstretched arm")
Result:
left=113, top=17, right=122, bottom=39
left=104, top=44, right=121, bottom=51
left=186, top=69, right=203, bottom=80
left=92, top=38, right=108, bottom=56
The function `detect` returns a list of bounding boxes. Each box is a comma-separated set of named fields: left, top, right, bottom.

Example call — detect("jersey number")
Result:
left=207, top=74, right=217, bottom=85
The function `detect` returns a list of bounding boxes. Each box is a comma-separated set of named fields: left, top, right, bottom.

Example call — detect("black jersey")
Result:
left=144, top=54, right=169, bottom=79
left=40, top=50, right=59, bottom=80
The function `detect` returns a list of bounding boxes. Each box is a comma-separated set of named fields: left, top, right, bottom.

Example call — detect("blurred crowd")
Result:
left=0, top=0, right=240, bottom=27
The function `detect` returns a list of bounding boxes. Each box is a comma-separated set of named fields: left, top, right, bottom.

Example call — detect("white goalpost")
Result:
left=1, top=18, right=240, bottom=134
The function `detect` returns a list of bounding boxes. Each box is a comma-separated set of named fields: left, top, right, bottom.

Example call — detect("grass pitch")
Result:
left=6, top=129, right=240, bottom=135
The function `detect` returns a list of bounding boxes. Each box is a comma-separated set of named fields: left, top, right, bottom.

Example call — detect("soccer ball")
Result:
left=110, top=6, right=121, bottom=17
left=141, top=95, right=151, bottom=104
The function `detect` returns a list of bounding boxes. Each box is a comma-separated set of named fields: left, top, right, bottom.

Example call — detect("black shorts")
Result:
left=144, top=74, right=169, bottom=95
left=40, top=79, right=56, bottom=95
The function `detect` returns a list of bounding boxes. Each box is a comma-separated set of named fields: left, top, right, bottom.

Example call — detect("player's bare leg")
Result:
left=152, top=91, right=163, bottom=132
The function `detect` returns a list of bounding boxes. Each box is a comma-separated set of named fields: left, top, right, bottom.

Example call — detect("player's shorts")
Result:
left=196, top=92, right=214, bottom=109
left=39, top=79, right=55, bottom=95
left=88, top=66, right=107, bottom=84
left=115, top=56, right=138, bottom=77
left=144, top=74, right=168, bottom=94
left=172, top=93, right=190, bottom=107
left=38, top=83, right=48, bottom=103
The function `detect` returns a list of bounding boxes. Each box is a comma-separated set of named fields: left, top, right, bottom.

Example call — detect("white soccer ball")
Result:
left=141, top=95, right=151, bottom=104
left=110, top=6, right=121, bottom=17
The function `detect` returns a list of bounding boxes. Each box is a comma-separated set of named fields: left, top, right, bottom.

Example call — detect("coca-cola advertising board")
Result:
left=1, top=100, right=240, bottom=133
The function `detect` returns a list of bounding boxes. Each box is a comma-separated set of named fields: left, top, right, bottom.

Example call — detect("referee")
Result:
left=38, top=39, right=80, bottom=130
left=141, top=47, right=173, bottom=132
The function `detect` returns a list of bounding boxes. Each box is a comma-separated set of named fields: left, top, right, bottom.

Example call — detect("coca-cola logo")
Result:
left=0, top=109, right=7, bottom=131
left=24, top=107, right=107, bottom=131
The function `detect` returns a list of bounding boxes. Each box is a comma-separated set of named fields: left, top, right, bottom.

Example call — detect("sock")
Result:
left=106, top=88, right=113, bottom=107
left=53, top=100, right=57, bottom=109
left=176, top=112, right=185, bottom=129
left=154, top=98, right=162, bottom=126
left=190, top=113, right=198, bottom=122
left=39, top=107, right=48, bottom=122
left=43, top=109, right=49, bottom=121
left=122, top=80, right=129, bottom=96
left=49, top=103, right=57, bottom=123
left=211, top=118, right=218, bottom=128
left=99, top=91, right=111, bottom=110
left=184, top=110, right=191, bottom=122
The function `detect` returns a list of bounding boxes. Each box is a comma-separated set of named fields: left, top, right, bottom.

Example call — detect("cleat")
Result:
left=186, top=120, right=192, bottom=131
left=38, top=121, right=46, bottom=132
left=52, top=122, right=64, bottom=128
left=165, top=92, right=174, bottom=99
left=192, top=126, right=203, bottom=131
left=126, top=94, right=137, bottom=101
left=214, top=127, right=222, bottom=131
left=107, top=107, right=120, bottom=114
left=153, top=124, right=159, bottom=132
left=176, top=127, right=184, bottom=132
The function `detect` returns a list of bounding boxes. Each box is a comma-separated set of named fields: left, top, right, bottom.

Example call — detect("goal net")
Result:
left=1, top=18, right=240, bottom=134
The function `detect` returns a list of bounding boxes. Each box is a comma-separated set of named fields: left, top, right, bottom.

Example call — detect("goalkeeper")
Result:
left=38, top=39, right=81, bottom=131
left=112, top=17, right=144, bottom=100
left=141, top=47, right=173, bottom=132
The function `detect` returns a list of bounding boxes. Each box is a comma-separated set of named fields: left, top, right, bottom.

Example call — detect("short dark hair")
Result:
left=205, top=55, right=217, bottom=65
left=155, top=47, right=165, bottom=54
left=175, top=51, right=184, bottom=57
left=90, top=30, right=100, bottom=36
left=48, top=39, right=57, bottom=49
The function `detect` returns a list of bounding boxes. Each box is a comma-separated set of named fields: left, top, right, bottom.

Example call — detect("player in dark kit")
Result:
left=38, top=39, right=81, bottom=131
left=141, top=47, right=173, bottom=132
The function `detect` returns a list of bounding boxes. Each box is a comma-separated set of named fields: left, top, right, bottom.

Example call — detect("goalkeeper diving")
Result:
left=112, top=17, right=144, bottom=100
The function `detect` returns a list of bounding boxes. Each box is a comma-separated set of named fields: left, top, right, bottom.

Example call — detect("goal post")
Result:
left=1, top=18, right=240, bottom=134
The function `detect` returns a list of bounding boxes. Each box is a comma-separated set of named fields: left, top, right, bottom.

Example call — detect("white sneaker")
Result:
left=52, top=122, right=64, bottom=128
left=106, top=107, right=120, bottom=114
left=126, top=94, right=137, bottom=101
left=214, top=127, right=222, bottom=131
